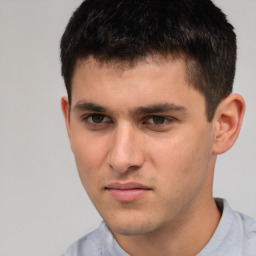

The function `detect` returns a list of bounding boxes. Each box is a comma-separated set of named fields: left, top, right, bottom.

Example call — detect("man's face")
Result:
left=63, top=57, right=217, bottom=237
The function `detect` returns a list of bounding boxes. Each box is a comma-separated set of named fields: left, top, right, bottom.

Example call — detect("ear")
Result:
left=61, top=96, right=71, bottom=140
left=212, top=94, right=245, bottom=154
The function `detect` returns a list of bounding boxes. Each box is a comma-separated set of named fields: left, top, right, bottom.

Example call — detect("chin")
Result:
left=105, top=215, right=158, bottom=236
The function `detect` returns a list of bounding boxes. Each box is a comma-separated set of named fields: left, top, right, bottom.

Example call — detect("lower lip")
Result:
left=107, top=188, right=150, bottom=202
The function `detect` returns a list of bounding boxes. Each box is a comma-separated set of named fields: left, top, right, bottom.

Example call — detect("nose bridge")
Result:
left=108, top=122, right=144, bottom=173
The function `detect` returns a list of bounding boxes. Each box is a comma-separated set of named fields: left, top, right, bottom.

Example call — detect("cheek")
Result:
left=149, top=127, right=212, bottom=186
left=148, top=133, right=213, bottom=219
left=70, top=132, right=108, bottom=186
left=149, top=134, right=193, bottom=172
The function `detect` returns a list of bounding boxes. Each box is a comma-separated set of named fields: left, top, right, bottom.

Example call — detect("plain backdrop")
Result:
left=0, top=1, right=255, bottom=255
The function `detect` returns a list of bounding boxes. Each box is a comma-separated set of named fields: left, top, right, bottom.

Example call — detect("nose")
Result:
left=108, top=124, right=145, bottom=174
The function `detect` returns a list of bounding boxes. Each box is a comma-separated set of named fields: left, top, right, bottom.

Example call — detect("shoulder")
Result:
left=61, top=222, right=130, bottom=256
left=198, top=198, right=256, bottom=256
left=220, top=199, right=256, bottom=253
left=61, top=224, right=103, bottom=256
left=233, top=208, right=256, bottom=252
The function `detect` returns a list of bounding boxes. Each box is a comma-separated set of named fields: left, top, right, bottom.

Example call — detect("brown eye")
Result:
left=152, top=116, right=166, bottom=124
left=144, top=116, right=173, bottom=126
left=84, top=114, right=112, bottom=126
left=91, top=114, right=104, bottom=123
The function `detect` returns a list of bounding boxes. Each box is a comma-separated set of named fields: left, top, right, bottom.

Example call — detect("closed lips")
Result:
left=105, top=182, right=152, bottom=202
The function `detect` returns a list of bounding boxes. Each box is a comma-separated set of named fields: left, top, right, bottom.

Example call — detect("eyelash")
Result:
left=81, top=114, right=174, bottom=129
left=143, top=116, right=174, bottom=126
left=81, top=114, right=112, bottom=126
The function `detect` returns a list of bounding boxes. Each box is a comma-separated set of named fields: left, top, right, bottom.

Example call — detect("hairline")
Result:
left=68, top=53, right=211, bottom=121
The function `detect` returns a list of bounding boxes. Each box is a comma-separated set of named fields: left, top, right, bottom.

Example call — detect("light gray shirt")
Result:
left=61, top=199, right=256, bottom=256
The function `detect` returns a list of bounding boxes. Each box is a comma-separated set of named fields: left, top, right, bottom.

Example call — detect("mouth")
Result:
left=105, top=182, right=152, bottom=202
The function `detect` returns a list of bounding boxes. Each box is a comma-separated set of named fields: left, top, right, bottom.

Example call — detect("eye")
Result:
left=81, top=114, right=112, bottom=128
left=150, top=116, right=167, bottom=124
left=87, top=114, right=106, bottom=123
left=142, top=115, right=176, bottom=132
left=145, top=116, right=172, bottom=125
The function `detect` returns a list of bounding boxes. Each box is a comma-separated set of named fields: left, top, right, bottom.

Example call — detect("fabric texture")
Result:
left=61, top=199, right=256, bottom=256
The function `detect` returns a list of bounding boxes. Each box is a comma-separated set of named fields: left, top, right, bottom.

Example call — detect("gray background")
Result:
left=0, top=0, right=255, bottom=255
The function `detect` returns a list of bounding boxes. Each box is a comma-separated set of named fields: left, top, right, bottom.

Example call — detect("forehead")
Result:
left=73, top=54, right=189, bottom=78
left=70, top=56, right=206, bottom=118
left=72, top=55, right=189, bottom=87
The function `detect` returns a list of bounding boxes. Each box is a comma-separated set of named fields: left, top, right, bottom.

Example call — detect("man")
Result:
left=60, top=0, right=256, bottom=255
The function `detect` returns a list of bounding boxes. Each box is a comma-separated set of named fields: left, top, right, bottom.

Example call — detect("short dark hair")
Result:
left=60, top=0, right=236, bottom=121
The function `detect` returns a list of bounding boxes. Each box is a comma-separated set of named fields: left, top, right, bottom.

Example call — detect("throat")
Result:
left=111, top=198, right=222, bottom=256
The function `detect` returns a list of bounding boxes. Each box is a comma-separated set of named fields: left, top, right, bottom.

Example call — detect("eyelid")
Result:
left=81, top=113, right=112, bottom=124
left=80, top=113, right=176, bottom=131
left=143, top=115, right=174, bottom=125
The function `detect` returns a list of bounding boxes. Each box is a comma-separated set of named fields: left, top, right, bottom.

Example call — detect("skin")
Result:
left=62, top=57, right=245, bottom=256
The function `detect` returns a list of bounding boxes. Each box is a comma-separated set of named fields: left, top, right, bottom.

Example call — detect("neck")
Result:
left=113, top=196, right=221, bottom=256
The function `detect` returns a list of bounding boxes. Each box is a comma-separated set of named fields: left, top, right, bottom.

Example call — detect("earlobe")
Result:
left=212, top=94, right=245, bottom=154
left=61, top=96, right=71, bottom=140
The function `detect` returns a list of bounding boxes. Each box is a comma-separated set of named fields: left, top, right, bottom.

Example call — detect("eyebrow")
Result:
left=73, top=101, right=187, bottom=115
left=132, top=103, right=187, bottom=115
left=73, top=102, right=107, bottom=113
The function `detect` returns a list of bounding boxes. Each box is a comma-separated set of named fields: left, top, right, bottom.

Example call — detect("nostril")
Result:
left=107, top=127, right=145, bottom=173
left=108, top=161, right=142, bottom=174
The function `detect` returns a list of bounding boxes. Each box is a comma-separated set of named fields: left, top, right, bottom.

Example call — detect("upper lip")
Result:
left=105, top=182, right=151, bottom=190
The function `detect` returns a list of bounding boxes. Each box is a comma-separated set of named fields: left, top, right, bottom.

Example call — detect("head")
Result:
left=60, top=0, right=245, bottom=242
left=61, top=0, right=237, bottom=121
